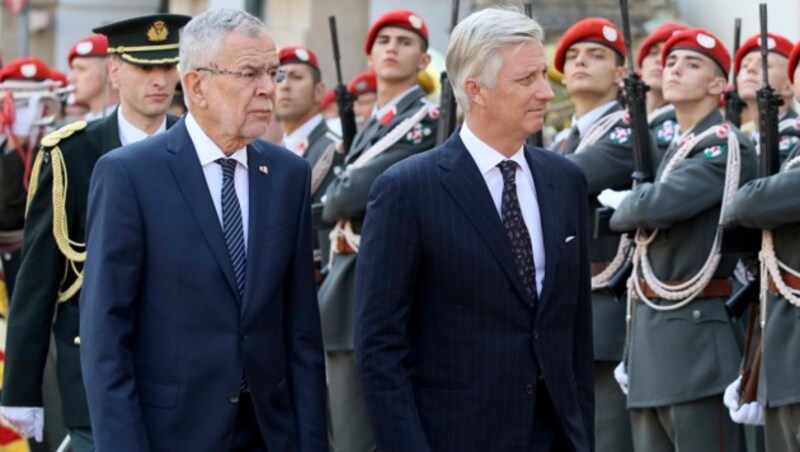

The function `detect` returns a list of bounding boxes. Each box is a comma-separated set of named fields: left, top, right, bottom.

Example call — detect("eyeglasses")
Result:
left=196, top=66, right=286, bottom=84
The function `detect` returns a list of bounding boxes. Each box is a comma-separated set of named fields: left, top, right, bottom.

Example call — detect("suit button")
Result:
left=229, top=393, right=240, bottom=404
left=525, top=384, right=534, bottom=395
left=692, top=310, right=701, bottom=320
left=73, top=336, right=81, bottom=346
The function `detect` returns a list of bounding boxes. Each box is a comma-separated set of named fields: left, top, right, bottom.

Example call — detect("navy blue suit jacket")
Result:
left=355, top=133, right=594, bottom=451
left=79, top=119, right=327, bottom=452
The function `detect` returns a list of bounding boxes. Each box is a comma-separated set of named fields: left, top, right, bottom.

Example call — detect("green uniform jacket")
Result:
left=724, top=143, right=800, bottom=408
left=610, top=109, right=758, bottom=408
left=649, top=104, right=678, bottom=166
left=1, top=111, right=177, bottom=428
left=303, top=120, right=345, bottom=268
left=777, top=108, right=800, bottom=165
left=318, top=86, right=437, bottom=351
left=562, top=103, right=640, bottom=361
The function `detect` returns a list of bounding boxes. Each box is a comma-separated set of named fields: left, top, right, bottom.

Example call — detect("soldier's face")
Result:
left=737, top=51, right=791, bottom=102
left=275, top=63, right=323, bottom=122
left=111, top=59, right=178, bottom=120
left=69, top=57, right=108, bottom=105
left=641, top=43, right=664, bottom=91
left=562, top=42, right=625, bottom=96
left=470, top=40, right=553, bottom=140
left=368, top=27, right=430, bottom=85
left=354, top=92, right=377, bottom=127
left=662, top=50, right=726, bottom=105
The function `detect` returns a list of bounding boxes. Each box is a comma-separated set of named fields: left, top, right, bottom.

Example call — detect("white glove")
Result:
left=723, top=377, right=766, bottom=425
left=613, top=361, right=629, bottom=395
left=1, top=406, right=44, bottom=442
left=597, top=189, right=632, bottom=210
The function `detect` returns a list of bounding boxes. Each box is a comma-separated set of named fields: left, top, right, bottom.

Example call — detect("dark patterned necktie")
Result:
left=559, top=126, right=581, bottom=155
left=498, top=160, right=537, bottom=304
left=216, top=158, right=246, bottom=298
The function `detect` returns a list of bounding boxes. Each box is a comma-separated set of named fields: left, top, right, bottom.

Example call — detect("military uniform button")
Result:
left=692, top=310, right=701, bottom=320
left=73, top=336, right=81, bottom=345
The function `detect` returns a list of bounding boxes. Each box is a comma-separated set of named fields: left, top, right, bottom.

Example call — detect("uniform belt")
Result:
left=334, top=236, right=356, bottom=255
left=639, top=278, right=733, bottom=299
left=768, top=269, right=800, bottom=295
left=591, top=261, right=612, bottom=277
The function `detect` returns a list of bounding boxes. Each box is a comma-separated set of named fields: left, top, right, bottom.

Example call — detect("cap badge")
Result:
left=20, top=64, right=37, bottom=78
left=696, top=33, right=716, bottom=49
left=76, top=41, right=94, bottom=55
left=408, top=15, right=423, bottom=30
left=602, top=25, right=618, bottom=43
left=295, top=48, right=310, bottom=62
left=147, top=20, right=169, bottom=43
left=356, top=80, right=367, bottom=91
left=765, top=37, right=776, bottom=49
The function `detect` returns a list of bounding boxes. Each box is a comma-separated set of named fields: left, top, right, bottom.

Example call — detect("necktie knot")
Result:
left=498, top=160, right=518, bottom=184
left=216, top=158, right=237, bottom=180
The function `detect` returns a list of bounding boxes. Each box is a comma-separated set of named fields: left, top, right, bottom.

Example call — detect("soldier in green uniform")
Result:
left=275, top=45, right=345, bottom=276
left=722, top=41, right=800, bottom=452
left=550, top=17, right=637, bottom=452
left=317, top=9, right=438, bottom=452
left=610, top=27, right=757, bottom=451
left=0, top=14, right=189, bottom=450
left=637, top=23, right=687, bottom=162
left=735, top=32, right=799, bottom=164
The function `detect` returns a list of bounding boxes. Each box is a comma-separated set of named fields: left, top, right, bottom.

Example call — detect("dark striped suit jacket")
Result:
left=355, top=133, right=594, bottom=451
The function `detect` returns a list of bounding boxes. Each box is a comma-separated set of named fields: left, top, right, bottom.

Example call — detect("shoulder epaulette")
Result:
left=40, top=120, right=87, bottom=149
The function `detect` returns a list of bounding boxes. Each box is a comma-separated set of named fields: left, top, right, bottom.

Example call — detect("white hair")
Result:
left=446, top=7, right=544, bottom=114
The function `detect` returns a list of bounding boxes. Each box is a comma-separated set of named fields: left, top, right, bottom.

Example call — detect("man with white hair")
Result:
left=79, top=9, right=327, bottom=451
left=355, top=7, right=594, bottom=451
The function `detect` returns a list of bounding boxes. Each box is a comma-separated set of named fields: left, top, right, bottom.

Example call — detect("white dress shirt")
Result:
left=185, top=113, right=249, bottom=248
left=282, top=113, right=322, bottom=156
left=460, top=123, right=546, bottom=296
left=117, top=107, right=167, bottom=146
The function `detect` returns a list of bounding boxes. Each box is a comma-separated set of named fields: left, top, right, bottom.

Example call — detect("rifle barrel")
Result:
left=328, top=16, right=344, bottom=85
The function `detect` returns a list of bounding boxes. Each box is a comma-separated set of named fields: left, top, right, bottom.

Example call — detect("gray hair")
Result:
left=446, top=7, right=544, bottom=114
left=179, top=9, right=268, bottom=75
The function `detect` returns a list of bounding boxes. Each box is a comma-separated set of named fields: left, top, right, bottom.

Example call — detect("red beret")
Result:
left=320, top=89, right=337, bottom=110
left=49, top=68, right=68, bottom=88
left=278, top=46, right=320, bottom=72
left=67, top=34, right=109, bottom=67
left=661, top=28, right=730, bottom=76
left=789, top=40, right=800, bottom=83
left=365, top=9, right=428, bottom=55
left=734, top=33, right=794, bottom=74
left=0, top=57, right=51, bottom=82
left=348, top=69, right=377, bottom=96
left=554, top=18, right=626, bottom=73
left=636, top=23, right=688, bottom=69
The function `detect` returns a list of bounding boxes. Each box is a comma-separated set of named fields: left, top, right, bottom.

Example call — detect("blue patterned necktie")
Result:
left=216, top=158, right=246, bottom=298
left=498, top=160, right=537, bottom=304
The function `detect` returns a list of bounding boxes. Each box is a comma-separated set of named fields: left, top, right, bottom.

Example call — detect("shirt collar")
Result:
left=282, top=114, right=322, bottom=154
left=117, top=107, right=167, bottom=146
left=185, top=113, right=248, bottom=169
left=571, top=100, right=618, bottom=137
left=371, top=85, right=420, bottom=121
left=460, top=122, right=526, bottom=175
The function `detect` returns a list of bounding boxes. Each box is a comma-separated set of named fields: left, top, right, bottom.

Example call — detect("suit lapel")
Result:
left=524, top=147, right=560, bottom=310
left=242, top=144, right=273, bottom=310
left=439, top=134, right=531, bottom=305
left=99, top=109, right=122, bottom=154
left=166, top=120, right=240, bottom=299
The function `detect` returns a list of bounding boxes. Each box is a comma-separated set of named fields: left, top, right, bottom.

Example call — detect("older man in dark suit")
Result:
left=355, top=7, right=594, bottom=452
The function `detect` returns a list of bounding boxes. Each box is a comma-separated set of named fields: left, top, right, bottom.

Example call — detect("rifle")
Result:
left=593, top=0, right=655, bottom=298
left=328, top=16, right=357, bottom=153
left=724, top=18, right=746, bottom=128
left=739, top=3, right=783, bottom=405
left=523, top=2, right=544, bottom=148
left=434, top=0, right=460, bottom=146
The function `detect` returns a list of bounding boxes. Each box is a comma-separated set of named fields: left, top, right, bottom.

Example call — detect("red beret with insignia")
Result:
left=661, top=28, right=730, bottom=76
left=67, top=34, right=109, bottom=68
left=278, top=46, right=320, bottom=72
left=789, top=40, right=800, bottom=83
left=348, top=69, right=377, bottom=96
left=49, top=68, right=68, bottom=88
left=734, top=33, right=793, bottom=74
left=0, top=57, right=51, bottom=82
left=320, top=89, right=337, bottom=110
left=365, top=9, right=429, bottom=55
left=554, top=18, right=626, bottom=73
left=636, top=23, right=688, bottom=69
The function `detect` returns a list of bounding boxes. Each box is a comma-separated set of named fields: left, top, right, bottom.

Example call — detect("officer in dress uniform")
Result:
left=317, top=9, right=438, bottom=452
left=0, top=14, right=189, bottom=450
left=637, top=23, right=687, bottom=163
left=610, top=28, right=757, bottom=451
left=276, top=45, right=345, bottom=275
left=550, top=17, right=639, bottom=452
left=735, top=32, right=800, bottom=164
left=66, top=34, right=119, bottom=122
left=722, top=40, right=800, bottom=452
